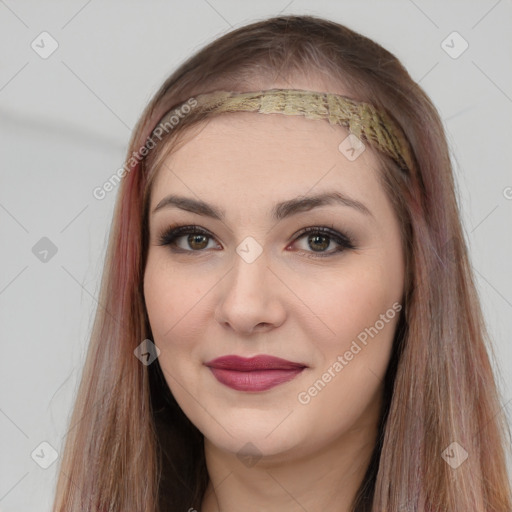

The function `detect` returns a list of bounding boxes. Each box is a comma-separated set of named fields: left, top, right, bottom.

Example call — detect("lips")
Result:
left=204, top=355, right=307, bottom=392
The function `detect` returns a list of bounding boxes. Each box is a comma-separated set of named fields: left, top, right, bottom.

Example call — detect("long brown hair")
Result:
left=52, top=15, right=512, bottom=512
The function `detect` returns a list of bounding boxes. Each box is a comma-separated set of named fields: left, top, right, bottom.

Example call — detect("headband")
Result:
left=152, top=89, right=413, bottom=172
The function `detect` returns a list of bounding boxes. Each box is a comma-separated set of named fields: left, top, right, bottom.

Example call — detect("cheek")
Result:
left=293, top=269, right=401, bottom=435
left=143, top=258, right=205, bottom=396
left=292, top=261, right=402, bottom=351
left=143, top=255, right=212, bottom=343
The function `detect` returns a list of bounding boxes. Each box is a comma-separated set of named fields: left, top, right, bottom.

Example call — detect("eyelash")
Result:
left=156, top=224, right=357, bottom=258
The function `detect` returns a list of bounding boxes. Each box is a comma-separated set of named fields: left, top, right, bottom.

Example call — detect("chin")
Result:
left=203, top=420, right=306, bottom=461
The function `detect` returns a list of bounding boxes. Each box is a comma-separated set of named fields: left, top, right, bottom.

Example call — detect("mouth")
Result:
left=204, top=355, right=307, bottom=392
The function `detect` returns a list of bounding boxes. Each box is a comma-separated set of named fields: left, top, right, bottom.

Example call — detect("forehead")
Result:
left=149, top=112, right=383, bottom=211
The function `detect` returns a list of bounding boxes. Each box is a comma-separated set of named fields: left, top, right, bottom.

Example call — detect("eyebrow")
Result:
left=152, top=191, right=373, bottom=221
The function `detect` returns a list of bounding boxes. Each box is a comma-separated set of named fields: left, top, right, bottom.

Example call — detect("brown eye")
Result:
left=291, top=226, right=356, bottom=257
left=307, top=233, right=330, bottom=252
left=187, top=233, right=209, bottom=250
left=158, top=225, right=219, bottom=253
left=158, top=224, right=356, bottom=258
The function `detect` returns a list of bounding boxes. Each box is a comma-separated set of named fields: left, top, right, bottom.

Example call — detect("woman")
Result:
left=52, top=14, right=512, bottom=512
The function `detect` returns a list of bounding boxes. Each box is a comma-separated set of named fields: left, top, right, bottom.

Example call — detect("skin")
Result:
left=143, top=95, right=405, bottom=511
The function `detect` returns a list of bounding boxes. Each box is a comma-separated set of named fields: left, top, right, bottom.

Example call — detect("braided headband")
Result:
left=152, top=89, right=413, bottom=172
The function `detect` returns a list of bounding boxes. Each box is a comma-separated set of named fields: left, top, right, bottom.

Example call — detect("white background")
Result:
left=1, top=1, right=511, bottom=510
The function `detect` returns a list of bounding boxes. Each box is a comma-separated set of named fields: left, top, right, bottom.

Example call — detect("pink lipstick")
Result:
left=204, top=355, right=306, bottom=392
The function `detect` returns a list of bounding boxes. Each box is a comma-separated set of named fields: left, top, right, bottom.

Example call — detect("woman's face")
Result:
left=144, top=111, right=405, bottom=462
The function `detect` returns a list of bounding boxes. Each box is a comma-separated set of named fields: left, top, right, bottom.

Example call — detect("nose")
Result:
left=214, top=247, right=286, bottom=335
